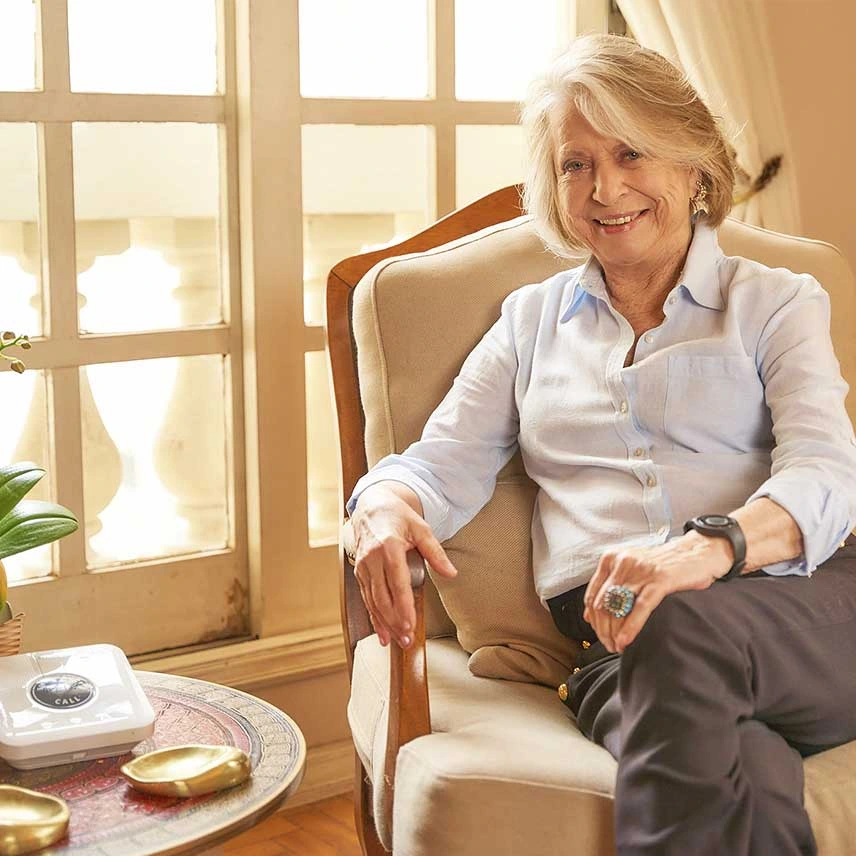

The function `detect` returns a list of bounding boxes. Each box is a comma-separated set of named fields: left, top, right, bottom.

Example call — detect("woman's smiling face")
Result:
left=550, top=104, right=697, bottom=272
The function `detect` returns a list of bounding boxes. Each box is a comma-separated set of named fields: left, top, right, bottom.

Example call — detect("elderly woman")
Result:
left=347, top=34, right=856, bottom=856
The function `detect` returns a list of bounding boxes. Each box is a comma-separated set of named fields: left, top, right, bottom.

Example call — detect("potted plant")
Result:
left=0, top=331, right=80, bottom=655
left=0, top=462, right=79, bottom=655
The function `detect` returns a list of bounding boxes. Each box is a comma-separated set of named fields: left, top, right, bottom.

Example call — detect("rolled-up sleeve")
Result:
left=746, top=274, right=856, bottom=574
left=346, top=291, right=522, bottom=543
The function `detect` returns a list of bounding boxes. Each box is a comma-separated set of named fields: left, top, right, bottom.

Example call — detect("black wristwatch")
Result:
left=683, top=514, right=747, bottom=580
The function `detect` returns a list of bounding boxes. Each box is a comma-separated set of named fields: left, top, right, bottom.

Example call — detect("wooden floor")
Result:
left=224, top=793, right=362, bottom=855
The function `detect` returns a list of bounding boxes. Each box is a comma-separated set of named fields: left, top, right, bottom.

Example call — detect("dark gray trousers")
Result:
left=547, top=538, right=856, bottom=856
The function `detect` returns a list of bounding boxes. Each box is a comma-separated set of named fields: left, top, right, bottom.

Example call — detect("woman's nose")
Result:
left=591, top=163, right=625, bottom=206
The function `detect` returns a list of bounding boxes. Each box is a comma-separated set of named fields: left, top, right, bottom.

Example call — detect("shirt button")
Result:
left=644, top=334, right=654, bottom=344
left=633, top=447, right=645, bottom=457
left=619, top=401, right=628, bottom=413
left=667, top=296, right=677, bottom=305
left=647, top=475, right=657, bottom=487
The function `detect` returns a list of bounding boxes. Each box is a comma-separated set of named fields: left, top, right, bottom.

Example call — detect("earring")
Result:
left=691, top=179, right=709, bottom=217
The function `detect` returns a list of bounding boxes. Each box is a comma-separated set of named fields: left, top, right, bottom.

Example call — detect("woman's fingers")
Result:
left=613, top=585, right=666, bottom=653
left=355, top=572, right=391, bottom=645
left=385, top=560, right=416, bottom=637
left=584, top=554, right=611, bottom=617
left=582, top=554, right=612, bottom=637
left=369, top=555, right=411, bottom=645
left=593, top=554, right=671, bottom=652
left=351, top=491, right=457, bottom=650
left=358, top=542, right=417, bottom=648
left=411, top=523, right=458, bottom=579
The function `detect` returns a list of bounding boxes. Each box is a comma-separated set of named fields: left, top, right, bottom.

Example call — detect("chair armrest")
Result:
left=341, top=519, right=432, bottom=837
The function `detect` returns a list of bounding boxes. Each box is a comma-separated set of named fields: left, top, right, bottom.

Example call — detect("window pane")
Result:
left=68, top=0, right=218, bottom=94
left=306, top=352, right=338, bottom=546
left=456, top=0, right=565, bottom=101
left=302, top=125, right=430, bottom=326
left=0, top=369, right=52, bottom=584
left=0, top=123, right=43, bottom=337
left=299, top=0, right=428, bottom=98
left=82, top=356, right=230, bottom=568
left=0, top=0, right=37, bottom=91
left=73, top=123, right=222, bottom=334
left=456, top=125, right=526, bottom=208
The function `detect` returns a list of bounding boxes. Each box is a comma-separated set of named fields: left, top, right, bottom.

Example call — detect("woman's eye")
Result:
left=624, top=150, right=642, bottom=161
left=563, top=160, right=585, bottom=173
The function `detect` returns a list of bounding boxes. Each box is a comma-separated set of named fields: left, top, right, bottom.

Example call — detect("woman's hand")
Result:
left=352, top=482, right=458, bottom=649
left=583, top=532, right=733, bottom=654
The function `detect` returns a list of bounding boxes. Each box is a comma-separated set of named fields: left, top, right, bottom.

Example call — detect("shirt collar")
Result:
left=559, top=255, right=603, bottom=323
left=558, top=221, right=725, bottom=323
left=679, top=222, right=725, bottom=310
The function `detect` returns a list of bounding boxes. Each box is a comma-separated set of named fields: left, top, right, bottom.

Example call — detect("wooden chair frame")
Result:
left=327, top=186, right=526, bottom=855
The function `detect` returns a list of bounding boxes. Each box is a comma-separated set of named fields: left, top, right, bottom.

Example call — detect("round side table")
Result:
left=0, top=671, right=306, bottom=855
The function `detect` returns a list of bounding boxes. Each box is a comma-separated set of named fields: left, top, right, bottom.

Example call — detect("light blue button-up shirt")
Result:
left=348, top=223, right=856, bottom=604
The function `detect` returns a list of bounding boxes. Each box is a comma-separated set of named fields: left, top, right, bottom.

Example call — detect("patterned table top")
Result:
left=0, top=671, right=306, bottom=855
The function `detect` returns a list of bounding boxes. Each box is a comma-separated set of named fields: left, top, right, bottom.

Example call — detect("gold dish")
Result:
left=120, top=744, right=251, bottom=797
left=0, top=785, right=69, bottom=856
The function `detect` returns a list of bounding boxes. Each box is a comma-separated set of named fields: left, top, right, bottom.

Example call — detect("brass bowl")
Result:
left=120, top=744, right=251, bottom=797
left=0, top=785, right=69, bottom=856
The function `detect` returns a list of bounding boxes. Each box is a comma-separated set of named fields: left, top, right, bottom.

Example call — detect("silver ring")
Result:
left=602, top=584, right=636, bottom=619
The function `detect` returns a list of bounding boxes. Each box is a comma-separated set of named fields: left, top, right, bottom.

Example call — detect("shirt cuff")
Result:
left=346, top=464, right=451, bottom=537
left=746, top=475, right=851, bottom=575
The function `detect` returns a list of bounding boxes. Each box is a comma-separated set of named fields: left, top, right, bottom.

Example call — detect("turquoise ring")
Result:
left=602, top=585, right=636, bottom=619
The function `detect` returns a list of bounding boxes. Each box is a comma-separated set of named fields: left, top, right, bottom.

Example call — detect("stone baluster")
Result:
left=151, top=217, right=227, bottom=549
left=73, top=220, right=127, bottom=546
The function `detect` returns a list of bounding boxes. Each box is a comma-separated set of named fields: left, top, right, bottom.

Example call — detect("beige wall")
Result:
left=766, top=0, right=856, bottom=272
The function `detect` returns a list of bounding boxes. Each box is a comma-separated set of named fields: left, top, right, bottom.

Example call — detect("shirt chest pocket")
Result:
left=664, top=354, right=772, bottom=453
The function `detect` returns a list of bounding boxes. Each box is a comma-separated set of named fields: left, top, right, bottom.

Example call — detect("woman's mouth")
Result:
left=594, top=210, right=648, bottom=233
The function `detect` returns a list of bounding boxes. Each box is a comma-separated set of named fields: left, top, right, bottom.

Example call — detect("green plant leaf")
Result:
left=0, top=500, right=79, bottom=560
left=0, top=462, right=45, bottom=522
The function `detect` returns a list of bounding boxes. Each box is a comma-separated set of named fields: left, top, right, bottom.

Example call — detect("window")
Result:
left=1, top=0, right=245, bottom=654
left=1, top=0, right=607, bottom=658
left=299, top=0, right=582, bottom=549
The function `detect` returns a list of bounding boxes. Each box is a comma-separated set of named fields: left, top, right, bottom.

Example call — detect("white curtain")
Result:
left=616, top=0, right=801, bottom=234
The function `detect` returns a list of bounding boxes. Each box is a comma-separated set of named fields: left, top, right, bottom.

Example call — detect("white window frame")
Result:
left=1, top=0, right=248, bottom=655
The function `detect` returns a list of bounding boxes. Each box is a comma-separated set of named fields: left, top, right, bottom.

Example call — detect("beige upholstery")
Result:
left=349, top=635, right=856, bottom=856
left=348, top=215, right=856, bottom=854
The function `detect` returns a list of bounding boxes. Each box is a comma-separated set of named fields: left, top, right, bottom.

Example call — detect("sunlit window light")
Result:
left=79, top=247, right=191, bottom=564
left=78, top=246, right=181, bottom=334
left=67, top=0, right=217, bottom=94
left=0, top=254, right=38, bottom=335
left=0, top=1, right=36, bottom=91
left=299, top=0, right=428, bottom=98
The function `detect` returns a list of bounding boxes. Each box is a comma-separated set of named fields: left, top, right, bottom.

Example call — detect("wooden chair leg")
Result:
left=354, top=751, right=391, bottom=855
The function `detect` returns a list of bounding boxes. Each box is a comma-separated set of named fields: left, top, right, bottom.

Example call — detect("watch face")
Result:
left=701, top=514, right=731, bottom=527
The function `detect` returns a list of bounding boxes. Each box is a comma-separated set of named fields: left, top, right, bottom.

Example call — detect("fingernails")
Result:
left=400, top=635, right=411, bottom=648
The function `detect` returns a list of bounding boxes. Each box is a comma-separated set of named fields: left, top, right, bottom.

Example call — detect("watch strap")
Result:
left=683, top=515, right=747, bottom=580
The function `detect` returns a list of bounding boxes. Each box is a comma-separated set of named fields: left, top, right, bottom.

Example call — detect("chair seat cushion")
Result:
left=348, top=635, right=856, bottom=856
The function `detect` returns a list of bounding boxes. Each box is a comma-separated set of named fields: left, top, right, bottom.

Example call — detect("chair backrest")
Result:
left=331, top=188, right=856, bottom=687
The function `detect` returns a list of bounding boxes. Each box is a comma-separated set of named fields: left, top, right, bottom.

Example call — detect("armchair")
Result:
left=327, top=187, right=856, bottom=856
